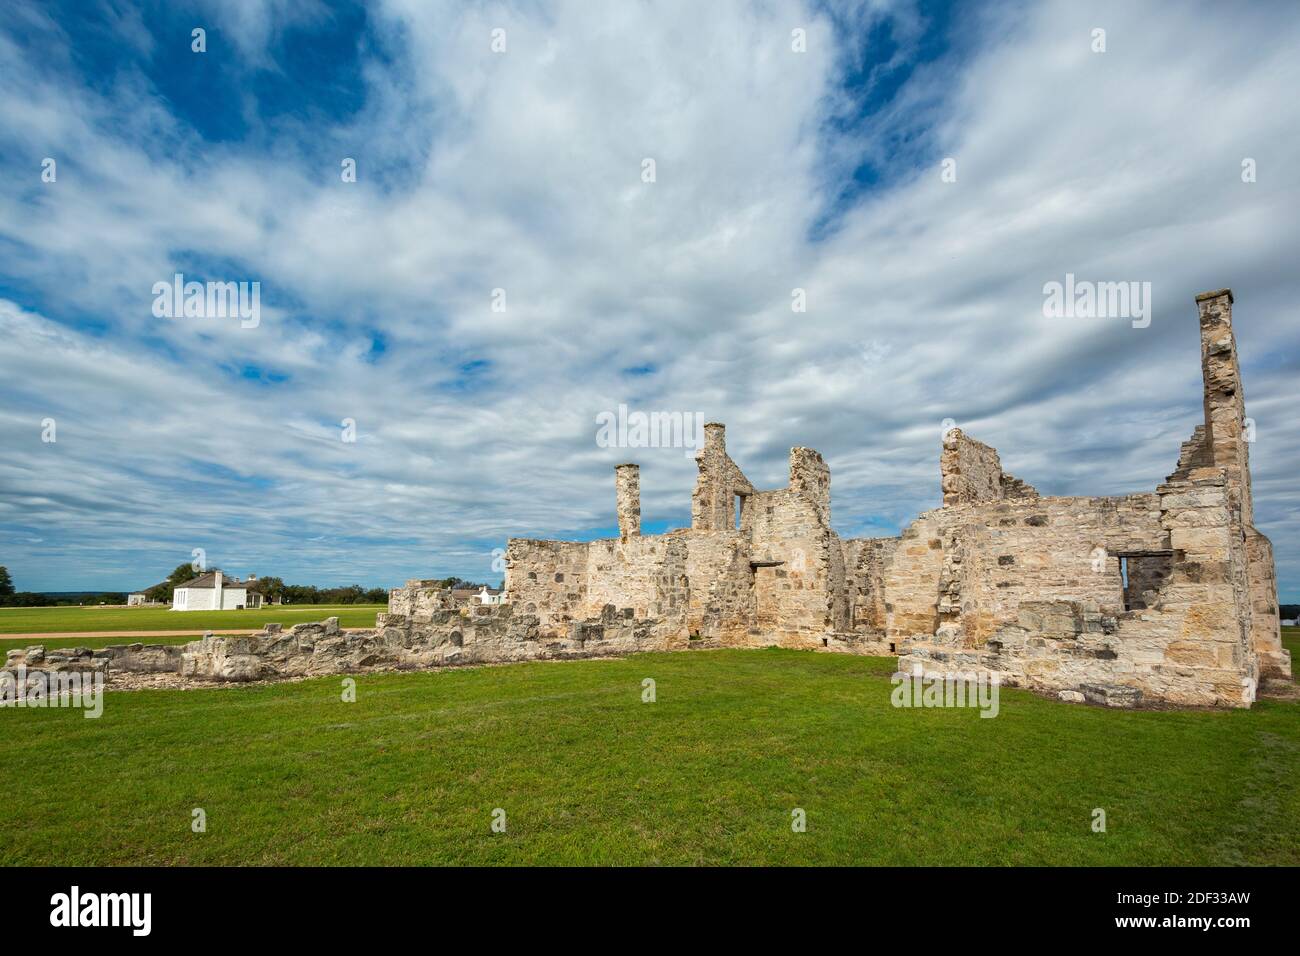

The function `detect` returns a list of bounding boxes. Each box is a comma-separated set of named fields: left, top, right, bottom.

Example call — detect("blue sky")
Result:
left=1, top=0, right=1299, bottom=597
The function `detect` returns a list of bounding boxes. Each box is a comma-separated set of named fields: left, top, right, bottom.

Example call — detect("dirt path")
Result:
left=0, top=628, right=370, bottom=641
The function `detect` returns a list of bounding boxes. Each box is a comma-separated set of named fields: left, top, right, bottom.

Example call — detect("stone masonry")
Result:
left=503, top=288, right=1290, bottom=708
left=4, top=289, right=1288, bottom=708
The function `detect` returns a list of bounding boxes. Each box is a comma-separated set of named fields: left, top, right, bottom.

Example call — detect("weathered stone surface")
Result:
left=1081, top=684, right=1145, bottom=708
left=615, top=463, right=641, bottom=537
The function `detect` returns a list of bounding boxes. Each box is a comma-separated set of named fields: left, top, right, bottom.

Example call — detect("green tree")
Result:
left=0, top=566, right=14, bottom=597
left=145, top=563, right=213, bottom=603
left=252, top=576, right=285, bottom=602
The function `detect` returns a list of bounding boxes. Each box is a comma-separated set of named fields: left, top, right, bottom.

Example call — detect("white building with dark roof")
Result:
left=172, top=571, right=263, bottom=611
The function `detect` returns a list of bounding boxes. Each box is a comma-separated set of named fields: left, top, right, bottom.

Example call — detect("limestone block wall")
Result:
left=683, top=530, right=755, bottom=643
left=842, top=536, right=899, bottom=635
left=428, top=287, right=1289, bottom=709
left=1246, top=529, right=1288, bottom=678
left=900, top=470, right=1262, bottom=707
left=1169, top=424, right=1212, bottom=481
left=584, top=533, right=690, bottom=641
left=746, top=488, right=841, bottom=644
left=788, top=447, right=831, bottom=523
left=1000, top=473, right=1040, bottom=499
left=881, top=511, right=946, bottom=645
left=387, top=580, right=468, bottom=620
left=945, top=493, right=1167, bottom=646
left=941, top=429, right=1004, bottom=505
left=505, top=538, right=592, bottom=632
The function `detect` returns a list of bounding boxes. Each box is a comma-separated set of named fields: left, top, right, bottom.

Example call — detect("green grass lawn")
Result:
left=0, top=604, right=385, bottom=635
left=2, top=643, right=1297, bottom=866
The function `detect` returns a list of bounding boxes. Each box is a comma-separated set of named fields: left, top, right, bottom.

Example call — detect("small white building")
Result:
left=127, top=593, right=147, bottom=606
left=476, top=586, right=506, bottom=606
left=172, top=571, right=263, bottom=611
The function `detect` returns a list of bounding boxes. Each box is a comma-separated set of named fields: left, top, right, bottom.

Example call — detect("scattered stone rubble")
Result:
left=2, top=606, right=665, bottom=692
left=2, top=289, right=1290, bottom=708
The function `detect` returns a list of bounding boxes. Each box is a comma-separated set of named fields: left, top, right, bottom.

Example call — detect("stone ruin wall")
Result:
left=503, top=438, right=855, bottom=652
left=900, top=470, right=1262, bottom=707
left=3, top=600, right=680, bottom=693
left=5, top=289, right=1287, bottom=710
left=499, top=288, right=1288, bottom=708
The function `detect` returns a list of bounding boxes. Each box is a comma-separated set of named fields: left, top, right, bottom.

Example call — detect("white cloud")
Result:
left=0, top=0, right=1298, bottom=595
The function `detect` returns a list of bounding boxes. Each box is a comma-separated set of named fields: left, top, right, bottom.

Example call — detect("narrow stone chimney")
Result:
left=213, top=569, right=223, bottom=610
left=703, top=422, right=726, bottom=452
left=1196, top=288, right=1252, bottom=526
left=615, top=463, right=641, bottom=537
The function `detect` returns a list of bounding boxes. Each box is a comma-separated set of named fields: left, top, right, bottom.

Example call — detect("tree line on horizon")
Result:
left=0, top=564, right=129, bottom=607
left=1, top=565, right=495, bottom=608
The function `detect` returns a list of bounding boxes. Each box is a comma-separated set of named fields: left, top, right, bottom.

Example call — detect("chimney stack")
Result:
left=615, top=463, right=641, bottom=537
left=213, top=569, right=223, bottom=610
left=1195, top=288, right=1252, bottom=526
left=703, top=422, right=726, bottom=453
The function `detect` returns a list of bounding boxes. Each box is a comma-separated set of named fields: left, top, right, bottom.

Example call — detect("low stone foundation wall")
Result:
left=2, top=604, right=679, bottom=689
left=3, top=599, right=1282, bottom=708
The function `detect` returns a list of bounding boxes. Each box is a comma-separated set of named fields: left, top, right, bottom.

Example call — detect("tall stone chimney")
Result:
left=615, top=463, right=641, bottom=537
left=703, top=422, right=726, bottom=453
left=1196, top=288, right=1252, bottom=526
left=212, top=569, right=223, bottom=610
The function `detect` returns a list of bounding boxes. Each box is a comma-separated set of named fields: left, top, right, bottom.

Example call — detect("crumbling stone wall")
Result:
left=683, top=529, right=754, bottom=643
left=1246, top=529, right=1287, bottom=678
left=1197, top=290, right=1253, bottom=526
left=747, top=487, right=838, bottom=644
left=901, top=467, right=1264, bottom=708
left=584, top=533, right=690, bottom=643
left=16, top=288, right=1279, bottom=710
left=504, top=539, right=591, bottom=631
left=941, top=430, right=1004, bottom=505
left=3, top=606, right=679, bottom=691
left=941, top=493, right=1167, bottom=645
left=842, top=537, right=896, bottom=634
left=503, top=441, right=856, bottom=652
left=497, top=287, right=1288, bottom=708
left=691, top=423, right=755, bottom=531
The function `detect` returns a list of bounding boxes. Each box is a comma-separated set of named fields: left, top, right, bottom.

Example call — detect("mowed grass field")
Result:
left=1, top=630, right=1296, bottom=866
left=0, top=604, right=385, bottom=635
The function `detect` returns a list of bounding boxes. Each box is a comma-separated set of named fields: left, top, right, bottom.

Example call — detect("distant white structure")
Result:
left=1283, top=619, right=1297, bottom=627
left=127, top=593, right=147, bottom=606
left=476, top=586, right=506, bottom=606
left=172, top=571, right=263, bottom=611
